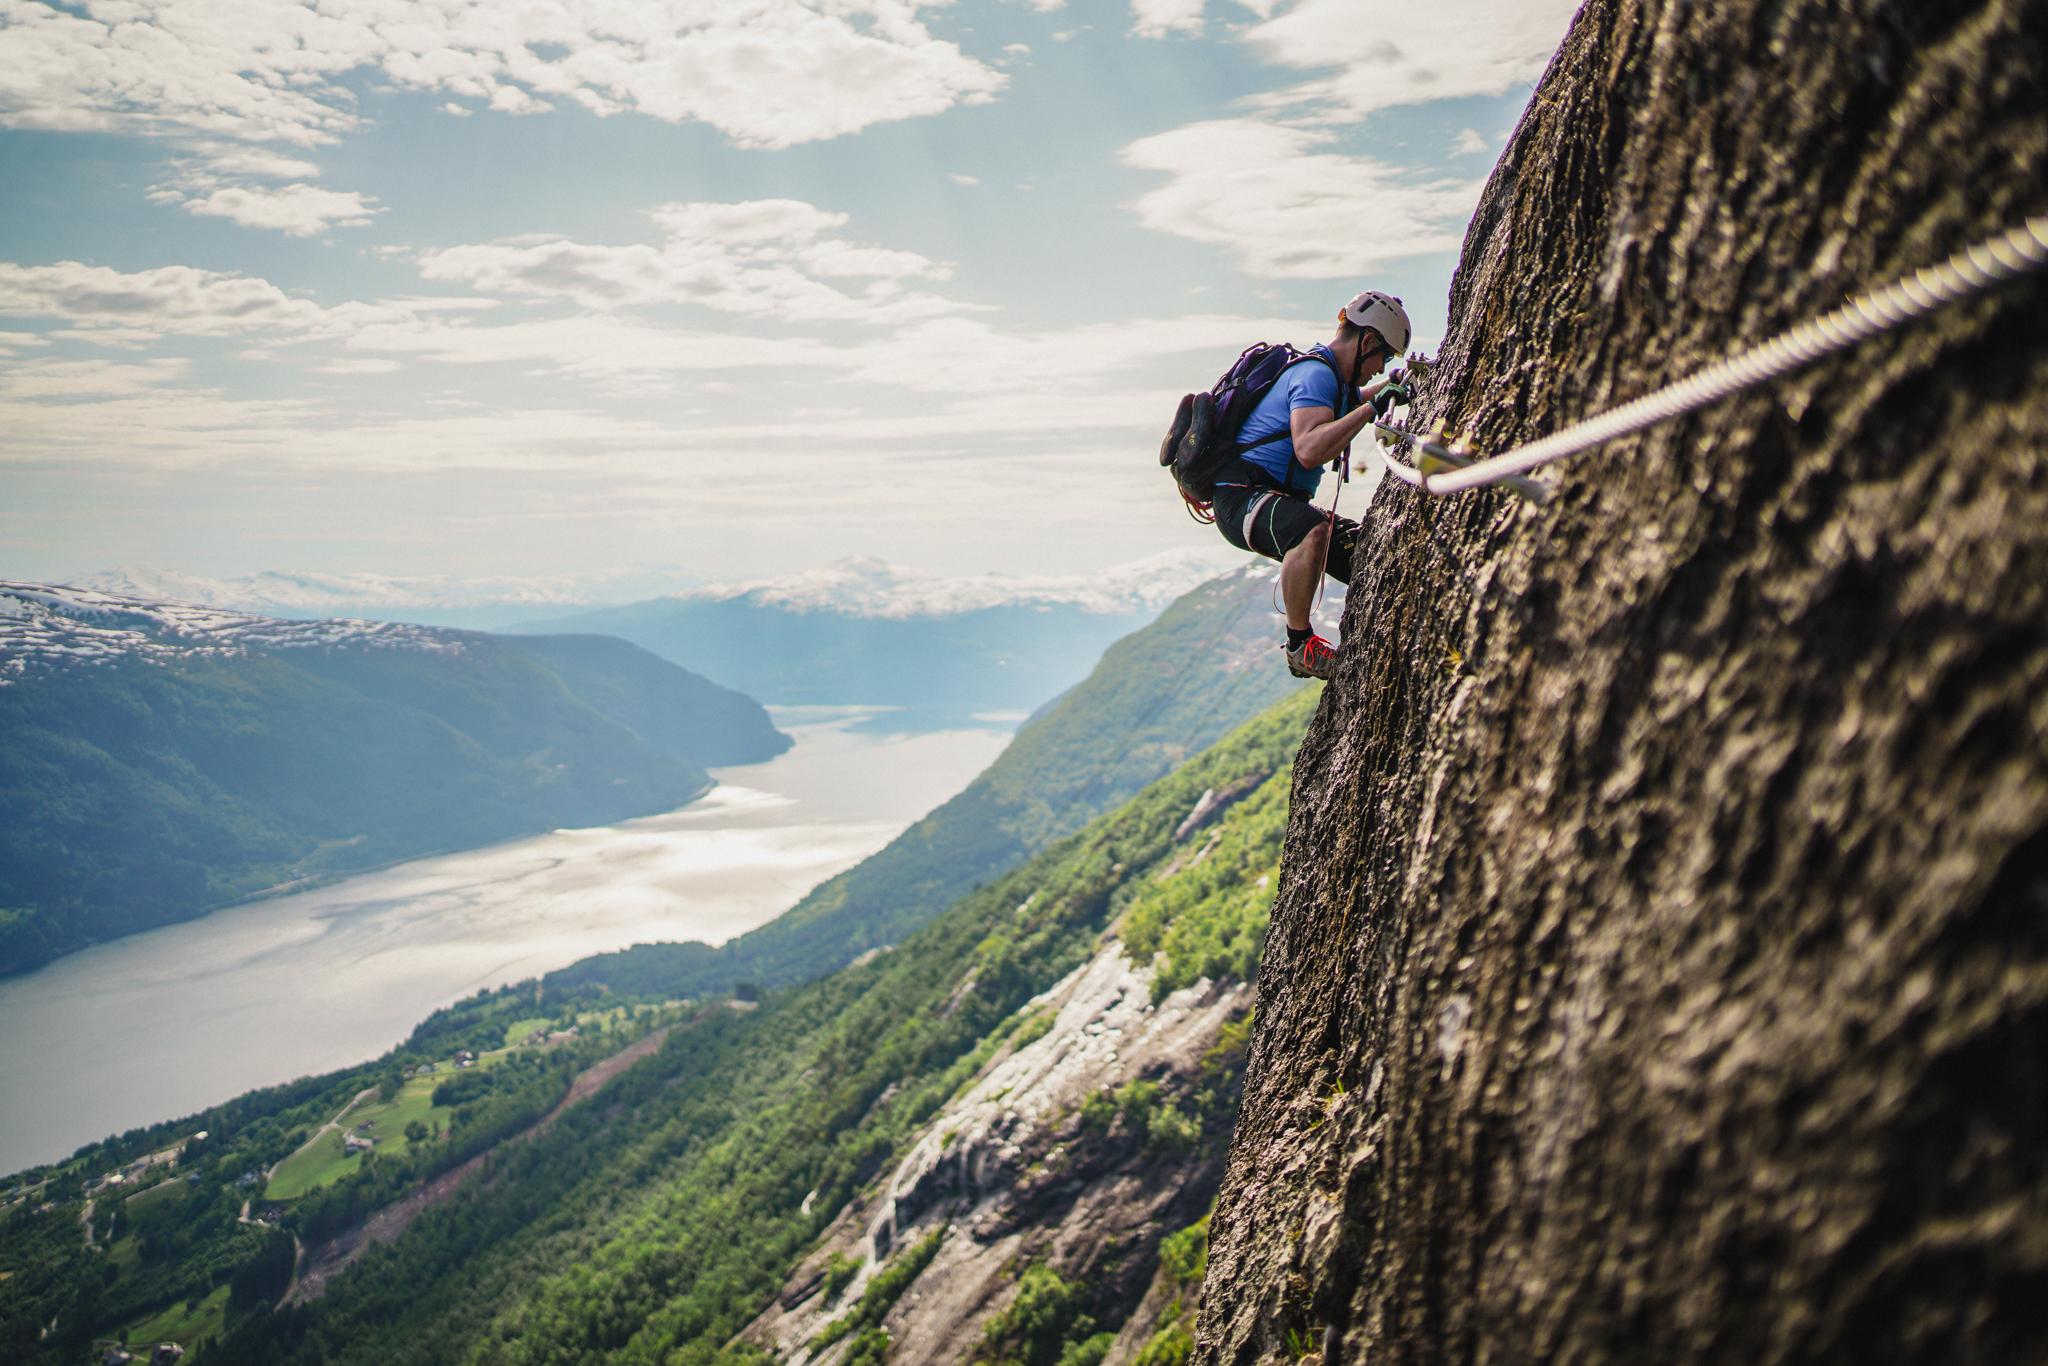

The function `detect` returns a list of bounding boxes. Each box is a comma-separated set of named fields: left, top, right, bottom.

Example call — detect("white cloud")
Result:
left=948, top=173, right=981, bottom=185
left=1131, top=0, right=1203, bottom=39
left=1239, top=0, right=1580, bottom=120
left=139, top=142, right=375, bottom=236
left=1112, top=0, right=1574, bottom=278
left=0, top=0, right=363, bottom=145
left=1454, top=127, right=1489, bottom=155
left=311, top=357, right=402, bottom=375
left=648, top=200, right=845, bottom=244
left=0, top=0, right=1007, bottom=153
left=1, top=261, right=323, bottom=337
left=0, top=355, right=196, bottom=399
left=0, top=260, right=419, bottom=340
left=3, top=275, right=1330, bottom=457
left=181, top=183, right=382, bottom=236
left=188, top=145, right=323, bottom=180
left=1120, top=120, right=1481, bottom=278
left=416, top=199, right=967, bottom=321
left=346, top=313, right=802, bottom=376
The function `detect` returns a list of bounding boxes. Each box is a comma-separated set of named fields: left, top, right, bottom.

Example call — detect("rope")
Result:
left=1372, top=215, right=2048, bottom=501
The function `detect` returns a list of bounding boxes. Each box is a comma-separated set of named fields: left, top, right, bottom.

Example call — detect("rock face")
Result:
left=741, top=944, right=1246, bottom=1366
left=1198, top=2, right=2048, bottom=1364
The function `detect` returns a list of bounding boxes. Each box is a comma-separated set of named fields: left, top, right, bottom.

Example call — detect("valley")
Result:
left=0, top=564, right=1314, bottom=1365
left=0, top=709, right=1013, bottom=1174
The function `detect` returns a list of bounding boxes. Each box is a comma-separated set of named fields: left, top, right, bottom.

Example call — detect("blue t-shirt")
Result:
left=1232, top=345, right=1350, bottom=496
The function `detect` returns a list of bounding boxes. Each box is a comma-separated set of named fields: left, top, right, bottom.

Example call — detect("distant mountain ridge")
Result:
left=66, top=565, right=708, bottom=629
left=675, top=549, right=1236, bottom=619
left=0, top=582, right=788, bottom=979
left=510, top=550, right=1240, bottom=723
left=65, top=551, right=1236, bottom=633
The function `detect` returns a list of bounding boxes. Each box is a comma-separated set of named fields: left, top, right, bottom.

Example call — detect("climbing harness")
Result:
left=1371, top=216, right=2048, bottom=503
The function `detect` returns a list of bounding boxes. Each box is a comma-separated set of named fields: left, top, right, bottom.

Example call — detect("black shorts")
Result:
left=1211, top=484, right=1359, bottom=584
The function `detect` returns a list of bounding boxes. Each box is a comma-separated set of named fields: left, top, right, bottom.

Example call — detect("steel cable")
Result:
left=1371, top=216, right=2048, bottom=500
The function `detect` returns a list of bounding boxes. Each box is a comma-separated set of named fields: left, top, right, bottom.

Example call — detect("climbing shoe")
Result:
left=1285, top=633, right=1337, bottom=680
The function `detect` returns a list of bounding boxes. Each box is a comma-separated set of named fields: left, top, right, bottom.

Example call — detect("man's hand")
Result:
left=1371, top=373, right=1413, bottom=417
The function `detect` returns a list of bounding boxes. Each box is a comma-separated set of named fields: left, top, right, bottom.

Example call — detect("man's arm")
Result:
left=1288, top=375, right=1394, bottom=469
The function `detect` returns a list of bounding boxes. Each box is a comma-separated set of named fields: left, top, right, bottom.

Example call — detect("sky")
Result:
left=0, top=0, right=1583, bottom=590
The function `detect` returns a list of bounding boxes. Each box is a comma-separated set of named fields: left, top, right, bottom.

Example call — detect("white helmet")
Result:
left=1342, top=290, right=1411, bottom=354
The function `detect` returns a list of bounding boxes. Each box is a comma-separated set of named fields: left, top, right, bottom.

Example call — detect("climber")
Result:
left=1211, top=291, right=1411, bottom=680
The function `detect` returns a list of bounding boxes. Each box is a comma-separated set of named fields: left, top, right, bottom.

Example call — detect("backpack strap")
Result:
left=1226, top=351, right=1352, bottom=490
left=1235, top=427, right=1294, bottom=456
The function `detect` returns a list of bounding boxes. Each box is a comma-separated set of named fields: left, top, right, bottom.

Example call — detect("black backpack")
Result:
left=1159, top=343, right=1340, bottom=519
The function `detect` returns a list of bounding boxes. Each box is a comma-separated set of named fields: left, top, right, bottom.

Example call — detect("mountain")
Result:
left=507, top=549, right=1240, bottom=725
left=65, top=566, right=711, bottom=631
left=0, top=582, right=787, bottom=978
left=544, top=560, right=1333, bottom=1001
left=0, top=676, right=1317, bottom=1366
left=1198, top=4, right=2048, bottom=1364
left=467, top=633, right=790, bottom=769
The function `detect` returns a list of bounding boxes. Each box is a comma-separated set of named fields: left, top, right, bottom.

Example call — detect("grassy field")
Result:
left=122, top=1282, right=229, bottom=1350
left=265, top=1128, right=363, bottom=1202
left=122, top=1177, right=185, bottom=1214
left=264, top=1071, right=464, bottom=1202
left=503, top=1018, right=553, bottom=1045
left=106, top=1227, right=144, bottom=1271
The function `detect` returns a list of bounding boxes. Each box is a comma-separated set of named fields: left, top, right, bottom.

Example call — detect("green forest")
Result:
left=0, top=683, right=1316, bottom=1366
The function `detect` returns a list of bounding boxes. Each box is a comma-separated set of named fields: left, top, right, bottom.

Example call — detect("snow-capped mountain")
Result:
left=64, top=566, right=707, bottom=625
left=62, top=550, right=1236, bottom=628
left=682, top=547, right=1239, bottom=620
left=0, top=581, right=460, bottom=683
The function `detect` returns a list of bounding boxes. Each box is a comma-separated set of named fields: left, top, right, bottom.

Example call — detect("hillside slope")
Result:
left=1199, top=3, right=2048, bottom=1365
left=547, top=563, right=1330, bottom=1000
left=0, top=584, right=785, bottom=976
left=30, top=687, right=1317, bottom=1366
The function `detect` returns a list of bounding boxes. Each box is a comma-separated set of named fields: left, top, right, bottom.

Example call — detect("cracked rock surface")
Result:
left=1196, top=1, right=2048, bottom=1363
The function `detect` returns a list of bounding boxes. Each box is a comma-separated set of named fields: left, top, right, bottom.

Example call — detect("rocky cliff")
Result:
left=1199, top=2, right=2048, bottom=1363
left=730, top=691, right=1328, bottom=1366
left=739, top=947, right=1242, bottom=1366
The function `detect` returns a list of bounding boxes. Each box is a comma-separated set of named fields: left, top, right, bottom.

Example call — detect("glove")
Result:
left=1370, top=373, right=1413, bottom=417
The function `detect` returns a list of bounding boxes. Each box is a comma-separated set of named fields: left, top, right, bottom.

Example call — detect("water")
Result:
left=0, top=708, right=1011, bottom=1175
